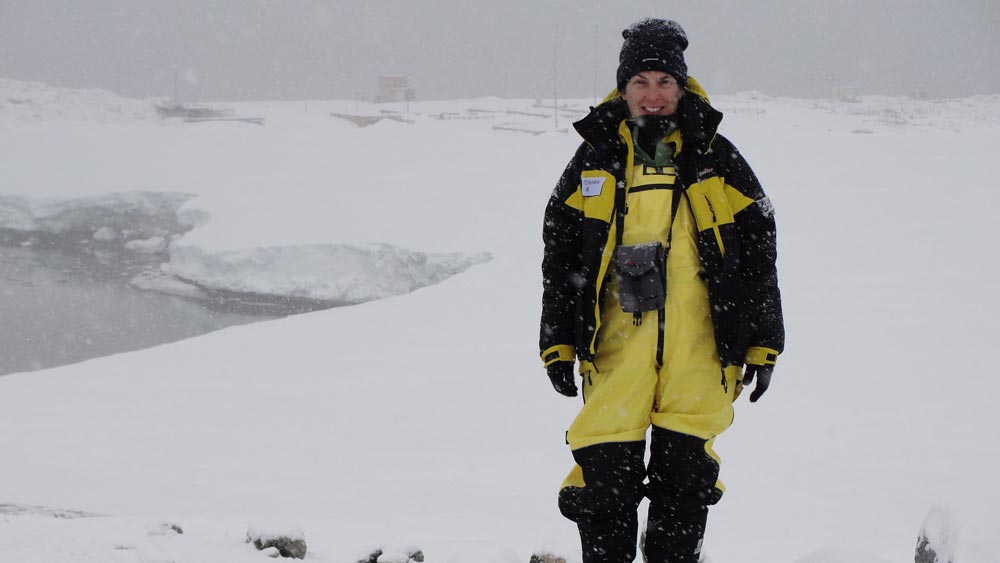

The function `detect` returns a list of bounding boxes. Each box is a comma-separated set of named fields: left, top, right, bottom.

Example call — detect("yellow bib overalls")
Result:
left=558, top=150, right=743, bottom=563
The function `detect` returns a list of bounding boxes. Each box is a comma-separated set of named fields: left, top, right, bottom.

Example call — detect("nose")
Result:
left=644, top=85, right=669, bottom=100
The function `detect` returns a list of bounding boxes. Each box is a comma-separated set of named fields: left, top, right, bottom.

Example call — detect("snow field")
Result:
left=1, top=80, right=999, bottom=562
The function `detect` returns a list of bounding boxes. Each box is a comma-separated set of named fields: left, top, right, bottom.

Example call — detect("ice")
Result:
left=163, top=243, right=490, bottom=303
left=0, top=191, right=488, bottom=304
left=0, top=191, right=195, bottom=241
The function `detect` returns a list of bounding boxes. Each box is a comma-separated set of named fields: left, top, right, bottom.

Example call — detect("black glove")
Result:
left=547, top=361, right=578, bottom=397
left=742, top=364, right=773, bottom=403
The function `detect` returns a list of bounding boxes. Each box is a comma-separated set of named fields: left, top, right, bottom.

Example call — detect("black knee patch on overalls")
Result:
left=645, top=427, right=723, bottom=513
left=559, top=441, right=647, bottom=522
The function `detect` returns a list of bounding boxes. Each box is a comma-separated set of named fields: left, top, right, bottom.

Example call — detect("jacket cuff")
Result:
left=745, top=346, right=779, bottom=367
left=541, top=344, right=576, bottom=367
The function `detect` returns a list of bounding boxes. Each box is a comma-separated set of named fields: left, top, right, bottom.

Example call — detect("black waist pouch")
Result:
left=615, top=242, right=666, bottom=314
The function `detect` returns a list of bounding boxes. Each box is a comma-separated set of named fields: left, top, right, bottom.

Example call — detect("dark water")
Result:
left=0, top=242, right=316, bottom=376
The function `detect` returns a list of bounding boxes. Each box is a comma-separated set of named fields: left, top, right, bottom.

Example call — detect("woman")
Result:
left=539, top=18, right=784, bottom=563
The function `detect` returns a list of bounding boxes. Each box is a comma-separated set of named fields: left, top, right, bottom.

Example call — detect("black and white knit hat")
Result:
left=616, top=18, right=689, bottom=92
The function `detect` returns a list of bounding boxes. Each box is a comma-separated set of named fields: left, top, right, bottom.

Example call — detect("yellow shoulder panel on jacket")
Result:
left=580, top=170, right=616, bottom=223
left=564, top=187, right=584, bottom=212
left=686, top=177, right=735, bottom=231
left=724, top=183, right=755, bottom=215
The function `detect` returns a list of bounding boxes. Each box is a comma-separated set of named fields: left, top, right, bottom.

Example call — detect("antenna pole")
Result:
left=593, top=25, right=599, bottom=106
left=553, top=27, right=559, bottom=129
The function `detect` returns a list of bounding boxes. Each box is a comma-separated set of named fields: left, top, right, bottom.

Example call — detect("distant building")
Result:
left=832, top=86, right=858, bottom=103
left=377, top=75, right=415, bottom=103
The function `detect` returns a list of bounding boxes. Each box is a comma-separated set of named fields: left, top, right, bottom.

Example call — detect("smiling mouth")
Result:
left=641, top=106, right=665, bottom=113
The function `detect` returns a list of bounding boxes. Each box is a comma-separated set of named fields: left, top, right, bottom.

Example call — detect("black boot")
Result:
left=578, top=509, right=640, bottom=563
left=643, top=503, right=707, bottom=563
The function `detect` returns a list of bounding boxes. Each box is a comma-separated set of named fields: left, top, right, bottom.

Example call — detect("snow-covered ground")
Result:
left=1, top=79, right=999, bottom=562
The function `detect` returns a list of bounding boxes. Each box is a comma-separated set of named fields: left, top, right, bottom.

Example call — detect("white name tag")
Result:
left=582, top=177, right=605, bottom=197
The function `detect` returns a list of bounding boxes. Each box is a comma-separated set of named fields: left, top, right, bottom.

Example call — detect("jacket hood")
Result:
left=573, top=75, right=722, bottom=157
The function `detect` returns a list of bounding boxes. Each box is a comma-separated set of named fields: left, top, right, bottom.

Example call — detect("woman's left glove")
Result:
left=742, top=364, right=773, bottom=403
left=547, top=361, right=578, bottom=397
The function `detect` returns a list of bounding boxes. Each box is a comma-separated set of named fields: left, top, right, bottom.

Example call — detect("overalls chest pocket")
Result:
left=615, top=242, right=666, bottom=315
left=621, top=164, right=678, bottom=245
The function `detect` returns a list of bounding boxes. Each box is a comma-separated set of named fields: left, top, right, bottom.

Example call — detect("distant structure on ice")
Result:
left=832, top=85, right=858, bottom=103
left=376, top=75, right=416, bottom=103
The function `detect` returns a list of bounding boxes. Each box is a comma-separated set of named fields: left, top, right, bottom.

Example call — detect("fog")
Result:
left=1, top=0, right=998, bottom=102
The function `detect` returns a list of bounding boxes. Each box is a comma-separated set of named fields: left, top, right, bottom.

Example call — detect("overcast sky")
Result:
left=1, top=0, right=997, bottom=102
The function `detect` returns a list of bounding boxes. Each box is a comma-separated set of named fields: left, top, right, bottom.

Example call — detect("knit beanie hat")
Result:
left=616, top=18, right=689, bottom=92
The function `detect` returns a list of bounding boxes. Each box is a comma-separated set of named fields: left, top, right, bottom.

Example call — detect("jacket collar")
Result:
left=572, top=98, right=630, bottom=154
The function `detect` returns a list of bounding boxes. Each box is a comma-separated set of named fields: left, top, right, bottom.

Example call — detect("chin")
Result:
left=632, top=113, right=675, bottom=125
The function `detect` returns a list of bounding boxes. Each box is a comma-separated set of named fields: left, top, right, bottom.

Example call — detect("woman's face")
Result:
left=622, top=71, right=683, bottom=117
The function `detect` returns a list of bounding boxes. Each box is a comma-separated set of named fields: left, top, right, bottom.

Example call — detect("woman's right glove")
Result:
left=546, top=361, right=578, bottom=397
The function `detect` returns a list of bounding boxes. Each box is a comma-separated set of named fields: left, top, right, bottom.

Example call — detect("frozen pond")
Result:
left=0, top=187, right=489, bottom=377
left=0, top=241, right=323, bottom=376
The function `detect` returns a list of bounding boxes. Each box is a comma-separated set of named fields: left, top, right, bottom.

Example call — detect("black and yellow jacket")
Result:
left=540, top=80, right=784, bottom=370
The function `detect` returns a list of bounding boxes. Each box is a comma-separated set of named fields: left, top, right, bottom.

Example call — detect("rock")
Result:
left=529, top=553, right=567, bottom=563
left=148, top=522, right=183, bottom=536
left=246, top=527, right=307, bottom=559
left=915, top=505, right=957, bottom=563
left=915, top=535, right=939, bottom=563
left=359, top=547, right=424, bottom=563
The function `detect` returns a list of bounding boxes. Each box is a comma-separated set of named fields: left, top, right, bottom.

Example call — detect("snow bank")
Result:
left=0, top=191, right=194, bottom=241
left=164, top=243, right=490, bottom=303
left=0, top=78, right=159, bottom=123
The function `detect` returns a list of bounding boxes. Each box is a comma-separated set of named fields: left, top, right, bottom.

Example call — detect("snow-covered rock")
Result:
left=915, top=506, right=958, bottom=563
left=247, top=526, right=307, bottom=559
